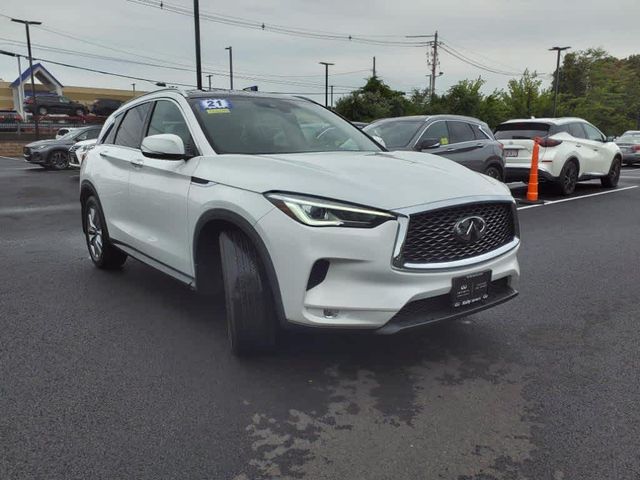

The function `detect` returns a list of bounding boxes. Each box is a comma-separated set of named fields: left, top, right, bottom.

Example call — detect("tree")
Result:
left=334, top=76, right=412, bottom=122
left=502, top=70, right=552, bottom=119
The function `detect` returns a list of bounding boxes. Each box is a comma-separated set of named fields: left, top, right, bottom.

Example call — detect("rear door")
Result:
left=127, top=99, right=202, bottom=277
left=444, top=121, right=485, bottom=171
left=94, top=102, right=153, bottom=244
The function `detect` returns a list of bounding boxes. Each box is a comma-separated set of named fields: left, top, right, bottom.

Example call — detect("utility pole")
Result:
left=549, top=46, right=570, bottom=117
left=193, top=0, right=203, bottom=90
left=406, top=31, right=437, bottom=100
left=207, top=74, right=213, bottom=91
left=372, top=56, right=376, bottom=77
left=330, top=85, right=334, bottom=108
left=131, top=83, right=136, bottom=96
left=11, top=18, right=41, bottom=139
left=225, top=46, right=233, bottom=90
left=319, top=62, right=334, bottom=107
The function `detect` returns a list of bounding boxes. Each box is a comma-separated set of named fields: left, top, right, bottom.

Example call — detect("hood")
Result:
left=26, top=138, right=74, bottom=148
left=195, top=150, right=512, bottom=211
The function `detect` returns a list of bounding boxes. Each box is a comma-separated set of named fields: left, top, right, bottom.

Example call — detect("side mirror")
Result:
left=141, top=134, right=186, bottom=160
left=418, top=138, right=440, bottom=150
left=606, top=136, right=615, bottom=142
left=372, top=135, right=386, bottom=148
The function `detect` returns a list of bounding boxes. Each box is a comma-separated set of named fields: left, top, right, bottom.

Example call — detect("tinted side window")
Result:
left=448, top=121, right=475, bottom=143
left=583, top=123, right=604, bottom=142
left=114, top=103, right=152, bottom=149
left=568, top=123, right=587, bottom=139
left=471, top=123, right=490, bottom=140
left=86, top=129, right=100, bottom=140
left=147, top=100, right=194, bottom=152
left=101, top=116, right=121, bottom=145
left=419, top=121, right=450, bottom=146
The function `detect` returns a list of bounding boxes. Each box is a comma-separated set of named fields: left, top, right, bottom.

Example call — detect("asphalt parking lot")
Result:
left=1, top=156, right=640, bottom=480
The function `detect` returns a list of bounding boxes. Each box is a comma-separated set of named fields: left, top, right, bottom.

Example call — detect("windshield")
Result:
left=363, top=120, right=423, bottom=149
left=189, top=95, right=381, bottom=155
left=59, top=130, right=79, bottom=141
left=494, top=122, right=551, bottom=140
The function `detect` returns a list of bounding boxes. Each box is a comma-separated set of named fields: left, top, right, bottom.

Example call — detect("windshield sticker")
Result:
left=201, top=99, right=232, bottom=114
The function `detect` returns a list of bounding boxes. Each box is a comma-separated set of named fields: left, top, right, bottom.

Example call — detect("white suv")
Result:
left=80, top=89, right=520, bottom=354
left=495, top=118, right=622, bottom=195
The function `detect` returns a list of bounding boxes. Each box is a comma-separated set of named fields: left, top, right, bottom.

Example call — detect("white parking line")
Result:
left=0, top=204, right=79, bottom=215
left=517, top=185, right=638, bottom=210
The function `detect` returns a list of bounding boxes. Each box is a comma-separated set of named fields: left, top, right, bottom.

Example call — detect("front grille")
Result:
left=23, top=147, right=30, bottom=155
left=400, top=202, right=515, bottom=265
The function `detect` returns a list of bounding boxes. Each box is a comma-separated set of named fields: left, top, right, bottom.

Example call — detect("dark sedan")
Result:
left=24, top=95, right=87, bottom=117
left=615, top=134, right=640, bottom=165
left=23, top=126, right=102, bottom=170
left=363, top=115, right=505, bottom=180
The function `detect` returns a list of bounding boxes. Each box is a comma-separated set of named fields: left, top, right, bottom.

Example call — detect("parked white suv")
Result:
left=80, top=89, right=520, bottom=354
left=495, top=118, right=622, bottom=195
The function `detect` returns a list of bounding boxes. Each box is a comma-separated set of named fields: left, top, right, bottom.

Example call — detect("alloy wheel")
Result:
left=50, top=151, right=69, bottom=170
left=564, top=163, right=577, bottom=192
left=86, top=207, right=103, bottom=261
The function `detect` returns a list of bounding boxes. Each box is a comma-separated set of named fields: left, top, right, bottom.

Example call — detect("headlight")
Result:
left=266, top=193, right=395, bottom=228
left=35, top=145, right=47, bottom=150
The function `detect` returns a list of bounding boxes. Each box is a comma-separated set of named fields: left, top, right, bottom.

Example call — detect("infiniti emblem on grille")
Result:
left=453, top=216, right=487, bottom=244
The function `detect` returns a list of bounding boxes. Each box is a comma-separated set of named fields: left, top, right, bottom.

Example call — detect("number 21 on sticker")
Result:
left=202, top=99, right=231, bottom=109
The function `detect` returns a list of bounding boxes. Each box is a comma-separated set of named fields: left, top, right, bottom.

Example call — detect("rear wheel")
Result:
left=601, top=157, right=621, bottom=188
left=484, top=165, right=503, bottom=181
left=558, top=160, right=578, bottom=195
left=84, top=196, right=127, bottom=269
left=219, top=230, right=277, bottom=355
left=38, top=106, right=48, bottom=116
left=75, top=108, right=85, bottom=116
left=49, top=150, right=70, bottom=170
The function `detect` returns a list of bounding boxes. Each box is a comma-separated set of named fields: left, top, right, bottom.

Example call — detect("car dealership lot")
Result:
left=1, top=157, right=640, bottom=479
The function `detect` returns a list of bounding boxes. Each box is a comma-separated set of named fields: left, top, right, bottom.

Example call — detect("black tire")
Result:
left=558, top=160, right=578, bottom=195
left=601, top=157, right=621, bottom=188
left=48, top=150, right=70, bottom=170
left=484, top=165, right=503, bottom=181
left=83, top=196, right=127, bottom=269
left=38, top=106, right=48, bottom=116
left=75, top=108, right=85, bottom=117
left=219, top=230, right=277, bottom=355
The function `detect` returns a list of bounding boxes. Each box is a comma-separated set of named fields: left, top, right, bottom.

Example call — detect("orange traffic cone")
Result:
left=526, top=138, right=541, bottom=202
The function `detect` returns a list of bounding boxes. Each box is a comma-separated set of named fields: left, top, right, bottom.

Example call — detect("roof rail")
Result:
left=121, top=87, right=189, bottom=106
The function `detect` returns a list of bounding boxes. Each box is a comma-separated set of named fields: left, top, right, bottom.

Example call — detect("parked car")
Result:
left=56, top=127, right=79, bottom=139
left=68, top=139, right=97, bottom=168
left=352, top=121, right=368, bottom=129
left=24, top=95, right=87, bottom=117
left=614, top=134, right=640, bottom=165
left=90, top=98, right=124, bottom=116
left=80, top=89, right=520, bottom=355
left=363, top=115, right=505, bottom=180
left=495, top=118, right=622, bottom=195
left=621, top=130, right=640, bottom=137
left=0, top=109, right=22, bottom=132
left=23, top=125, right=102, bottom=170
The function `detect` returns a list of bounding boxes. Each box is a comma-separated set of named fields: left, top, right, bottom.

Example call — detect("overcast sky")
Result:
left=1, top=0, right=639, bottom=101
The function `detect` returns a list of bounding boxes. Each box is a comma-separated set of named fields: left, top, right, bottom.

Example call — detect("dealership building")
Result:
left=0, top=63, right=140, bottom=115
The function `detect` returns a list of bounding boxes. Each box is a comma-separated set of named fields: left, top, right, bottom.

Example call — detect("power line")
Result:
left=126, top=0, right=430, bottom=47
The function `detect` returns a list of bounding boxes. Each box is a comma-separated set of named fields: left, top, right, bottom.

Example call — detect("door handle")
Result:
left=131, top=158, right=144, bottom=168
left=99, top=150, right=109, bottom=157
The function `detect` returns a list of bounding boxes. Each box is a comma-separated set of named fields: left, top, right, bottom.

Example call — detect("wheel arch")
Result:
left=193, top=209, right=286, bottom=326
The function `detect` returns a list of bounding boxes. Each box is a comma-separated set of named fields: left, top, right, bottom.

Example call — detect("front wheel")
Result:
left=84, top=196, right=127, bottom=269
left=601, top=157, right=621, bottom=188
left=75, top=108, right=85, bottom=116
left=219, top=230, right=277, bottom=355
left=49, top=150, right=70, bottom=170
left=558, top=161, right=578, bottom=195
left=38, top=106, right=48, bottom=116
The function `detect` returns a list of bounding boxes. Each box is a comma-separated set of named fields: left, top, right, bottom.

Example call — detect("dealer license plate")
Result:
left=451, top=271, right=491, bottom=308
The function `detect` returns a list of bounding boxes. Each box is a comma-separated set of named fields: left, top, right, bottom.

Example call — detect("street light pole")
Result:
left=319, top=62, right=334, bottom=107
left=225, top=46, right=233, bottom=90
left=207, top=74, right=213, bottom=91
left=11, top=18, right=42, bottom=139
left=549, top=46, right=570, bottom=117
left=330, top=85, right=334, bottom=108
left=193, top=0, right=203, bottom=89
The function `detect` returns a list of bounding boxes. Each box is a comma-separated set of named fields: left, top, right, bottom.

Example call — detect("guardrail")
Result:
left=0, top=115, right=107, bottom=136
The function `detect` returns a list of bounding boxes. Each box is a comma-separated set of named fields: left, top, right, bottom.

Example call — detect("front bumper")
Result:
left=23, top=150, right=46, bottom=164
left=256, top=206, right=520, bottom=331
